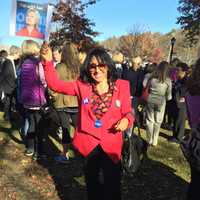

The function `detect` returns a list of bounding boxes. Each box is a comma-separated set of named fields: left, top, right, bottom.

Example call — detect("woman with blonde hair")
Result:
left=21, top=38, right=40, bottom=56
left=18, top=39, right=47, bottom=159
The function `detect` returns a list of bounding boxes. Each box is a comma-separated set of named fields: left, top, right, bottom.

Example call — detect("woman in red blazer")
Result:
left=41, top=44, right=134, bottom=200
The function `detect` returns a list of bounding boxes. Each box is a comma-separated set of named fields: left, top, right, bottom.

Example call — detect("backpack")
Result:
left=19, top=57, right=46, bottom=107
left=122, top=127, right=147, bottom=174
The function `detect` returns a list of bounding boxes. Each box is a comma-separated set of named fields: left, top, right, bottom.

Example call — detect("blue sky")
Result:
left=86, top=0, right=180, bottom=41
left=0, top=0, right=180, bottom=46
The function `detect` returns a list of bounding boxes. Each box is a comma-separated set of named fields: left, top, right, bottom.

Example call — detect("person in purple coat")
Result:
left=185, top=58, right=200, bottom=200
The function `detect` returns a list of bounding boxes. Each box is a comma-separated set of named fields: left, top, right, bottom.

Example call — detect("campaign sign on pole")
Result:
left=10, top=0, right=49, bottom=40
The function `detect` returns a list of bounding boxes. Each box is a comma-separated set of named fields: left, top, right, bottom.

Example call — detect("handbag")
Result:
left=140, top=85, right=149, bottom=103
left=139, top=78, right=151, bottom=104
left=122, top=126, right=147, bottom=174
left=180, top=124, right=200, bottom=170
left=39, top=104, right=60, bottom=125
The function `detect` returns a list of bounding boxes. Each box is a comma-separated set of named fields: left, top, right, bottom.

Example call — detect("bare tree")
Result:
left=118, top=24, right=144, bottom=58
left=118, top=24, right=157, bottom=59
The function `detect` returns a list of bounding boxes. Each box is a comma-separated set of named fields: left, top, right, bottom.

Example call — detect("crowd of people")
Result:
left=0, top=40, right=200, bottom=200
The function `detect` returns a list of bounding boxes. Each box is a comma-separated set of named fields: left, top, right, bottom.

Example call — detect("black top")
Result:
left=122, top=67, right=145, bottom=97
left=173, top=77, right=188, bottom=109
left=0, top=58, right=16, bottom=94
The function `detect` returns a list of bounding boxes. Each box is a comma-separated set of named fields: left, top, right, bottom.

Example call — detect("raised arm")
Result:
left=40, top=43, right=78, bottom=96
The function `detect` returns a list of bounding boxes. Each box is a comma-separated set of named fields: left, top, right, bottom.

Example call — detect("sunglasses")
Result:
left=88, top=63, right=107, bottom=72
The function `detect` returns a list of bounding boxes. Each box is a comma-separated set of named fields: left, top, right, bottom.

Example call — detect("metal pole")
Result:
left=169, top=44, right=174, bottom=64
left=169, top=37, right=176, bottom=64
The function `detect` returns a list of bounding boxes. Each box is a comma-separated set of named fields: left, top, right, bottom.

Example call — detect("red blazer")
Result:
left=43, top=61, right=134, bottom=163
left=16, top=27, right=44, bottom=39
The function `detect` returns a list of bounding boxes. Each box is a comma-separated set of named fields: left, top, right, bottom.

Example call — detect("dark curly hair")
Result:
left=187, top=58, right=200, bottom=95
left=79, top=47, right=118, bottom=83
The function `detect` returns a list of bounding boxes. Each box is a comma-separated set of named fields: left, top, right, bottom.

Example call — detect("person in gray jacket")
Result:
left=144, top=61, right=172, bottom=146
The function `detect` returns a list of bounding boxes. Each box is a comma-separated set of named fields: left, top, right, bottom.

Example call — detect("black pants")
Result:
left=187, top=166, right=200, bottom=200
left=25, top=110, right=48, bottom=155
left=173, top=107, right=187, bottom=141
left=84, top=145, right=121, bottom=200
left=132, top=97, right=140, bottom=128
left=164, top=100, right=175, bottom=126
left=3, top=94, right=12, bottom=121
left=57, top=110, right=78, bottom=144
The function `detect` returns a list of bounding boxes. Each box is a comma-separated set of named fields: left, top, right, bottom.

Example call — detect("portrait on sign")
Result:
left=15, top=1, right=47, bottom=40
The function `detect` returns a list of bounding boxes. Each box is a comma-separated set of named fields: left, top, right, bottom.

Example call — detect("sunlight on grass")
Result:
left=139, top=126, right=190, bottom=182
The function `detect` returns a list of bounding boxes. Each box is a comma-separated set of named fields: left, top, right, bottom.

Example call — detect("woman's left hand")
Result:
left=114, top=117, right=129, bottom=132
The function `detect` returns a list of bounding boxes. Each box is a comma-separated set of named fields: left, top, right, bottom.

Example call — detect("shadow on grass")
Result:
left=37, top=154, right=86, bottom=200
left=0, top=111, right=24, bottom=144
left=0, top=111, right=189, bottom=200
left=159, top=128, right=191, bottom=142
left=0, top=123, right=23, bottom=144
left=122, top=156, right=188, bottom=200
left=34, top=152, right=189, bottom=200
left=0, top=127, right=23, bottom=144
left=159, top=132, right=172, bottom=140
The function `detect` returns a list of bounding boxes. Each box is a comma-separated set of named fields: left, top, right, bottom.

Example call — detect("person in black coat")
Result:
left=122, top=56, right=145, bottom=130
left=168, top=62, right=189, bottom=143
left=0, top=46, right=20, bottom=121
left=112, top=52, right=125, bottom=79
left=0, top=50, right=8, bottom=73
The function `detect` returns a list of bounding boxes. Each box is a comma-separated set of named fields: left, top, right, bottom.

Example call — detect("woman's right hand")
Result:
left=40, top=42, right=52, bottom=62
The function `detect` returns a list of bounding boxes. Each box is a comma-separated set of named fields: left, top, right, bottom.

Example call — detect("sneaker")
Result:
left=32, top=152, right=39, bottom=161
left=24, top=149, right=34, bottom=156
left=32, top=153, right=47, bottom=161
left=54, top=155, right=69, bottom=164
